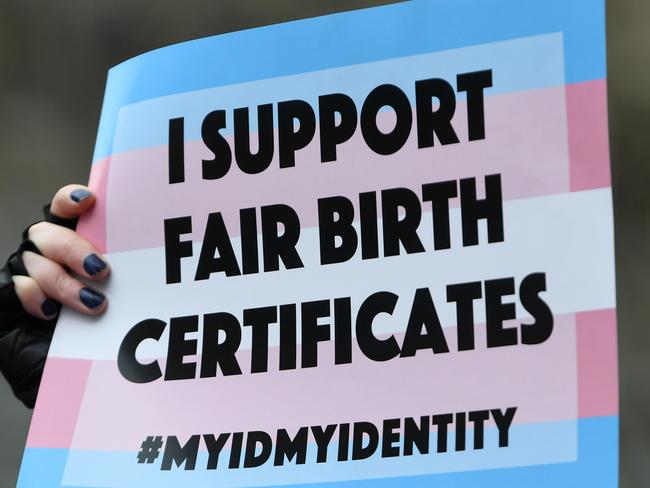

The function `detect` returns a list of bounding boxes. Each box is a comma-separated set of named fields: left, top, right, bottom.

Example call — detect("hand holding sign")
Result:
left=0, top=184, right=110, bottom=407
left=13, top=185, right=110, bottom=319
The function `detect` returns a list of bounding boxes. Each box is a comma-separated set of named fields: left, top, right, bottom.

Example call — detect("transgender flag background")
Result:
left=18, top=0, right=618, bottom=486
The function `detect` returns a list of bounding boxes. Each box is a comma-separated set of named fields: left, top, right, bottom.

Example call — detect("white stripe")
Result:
left=50, top=188, right=615, bottom=360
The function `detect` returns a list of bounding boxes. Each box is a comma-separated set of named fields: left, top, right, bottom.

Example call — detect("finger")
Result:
left=12, top=275, right=60, bottom=320
left=28, top=221, right=110, bottom=280
left=22, top=251, right=107, bottom=315
left=49, top=184, right=95, bottom=219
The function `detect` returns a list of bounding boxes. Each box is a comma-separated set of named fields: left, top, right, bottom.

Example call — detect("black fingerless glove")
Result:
left=0, top=204, right=77, bottom=408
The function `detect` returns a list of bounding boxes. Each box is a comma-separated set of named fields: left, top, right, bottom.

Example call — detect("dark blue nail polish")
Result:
left=70, top=189, right=92, bottom=203
left=41, top=299, right=59, bottom=317
left=80, top=288, right=105, bottom=309
left=83, top=254, right=107, bottom=275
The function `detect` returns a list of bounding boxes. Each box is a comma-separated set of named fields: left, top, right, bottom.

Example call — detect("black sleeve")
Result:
left=0, top=255, right=56, bottom=408
left=0, top=204, right=78, bottom=408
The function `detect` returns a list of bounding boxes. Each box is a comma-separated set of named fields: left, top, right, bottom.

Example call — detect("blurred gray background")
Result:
left=0, top=0, right=647, bottom=486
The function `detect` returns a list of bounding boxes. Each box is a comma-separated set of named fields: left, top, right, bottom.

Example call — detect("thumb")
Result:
left=49, top=184, right=96, bottom=219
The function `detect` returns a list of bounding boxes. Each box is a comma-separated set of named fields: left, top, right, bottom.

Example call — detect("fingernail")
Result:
left=83, top=254, right=107, bottom=275
left=80, top=287, right=105, bottom=309
left=41, top=298, right=59, bottom=317
left=70, top=189, right=92, bottom=203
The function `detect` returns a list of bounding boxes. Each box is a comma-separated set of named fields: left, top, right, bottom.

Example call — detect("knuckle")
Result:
left=12, top=276, right=40, bottom=315
left=54, top=272, right=73, bottom=297
left=27, top=221, right=48, bottom=240
left=12, top=276, right=30, bottom=300
left=61, top=235, right=81, bottom=259
left=20, top=250, right=39, bottom=272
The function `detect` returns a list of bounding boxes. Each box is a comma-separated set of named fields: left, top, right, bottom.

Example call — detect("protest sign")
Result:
left=19, top=0, right=617, bottom=486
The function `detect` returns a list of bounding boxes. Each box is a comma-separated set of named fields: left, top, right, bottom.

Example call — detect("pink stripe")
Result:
left=77, top=156, right=110, bottom=254
left=576, top=308, right=618, bottom=417
left=66, top=314, right=578, bottom=451
left=26, top=357, right=92, bottom=448
left=568, top=80, right=611, bottom=191
left=104, top=85, right=570, bottom=253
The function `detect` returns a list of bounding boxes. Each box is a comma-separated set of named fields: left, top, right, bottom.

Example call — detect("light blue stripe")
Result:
left=20, top=417, right=618, bottom=488
left=92, top=0, right=605, bottom=162
left=111, top=33, right=563, bottom=155
left=284, top=416, right=618, bottom=488
left=17, top=448, right=68, bottom=488
left=18, top=417, right=616, bottom=487
left=59, top=420, right=576, bottom=486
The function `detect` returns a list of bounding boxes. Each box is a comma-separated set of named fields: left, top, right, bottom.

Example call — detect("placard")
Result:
left=19, top=1, right=617, bottom=486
